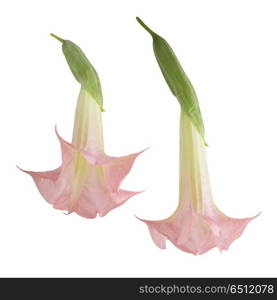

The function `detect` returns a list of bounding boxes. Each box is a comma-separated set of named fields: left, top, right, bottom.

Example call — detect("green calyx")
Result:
left=136, top=17, right=207, bottom=146
left=50, top=33, right=104, bottom=111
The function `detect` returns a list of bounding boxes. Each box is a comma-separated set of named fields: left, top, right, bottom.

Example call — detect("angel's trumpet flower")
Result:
left=20, top=34, right=143, bottom=218
left=136, top=17, right=259, bottom=254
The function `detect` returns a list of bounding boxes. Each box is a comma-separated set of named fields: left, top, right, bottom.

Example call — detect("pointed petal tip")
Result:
left=124, top=147, right=149, bottom=158
left=54, top=125, right=63, bottom=141
left=134, top=215, right=151, bottom=223
left=135, top=216, right=168, bottom=250
left=133, top=189, right=145, bottom=196
left=140, top=147, right=150, bottom=154
left=123, top=147, right=148, bottom=163
left=254, top=211, right=262, bottom=218
left=16, top=165, right=24, bottom=172
left=54, top=125, right=65, bottom=141
left=121, top=190, right=144, bottom=202
left=208, top=210, right=261, bottom=252
left=55, top=126, right=77, bottom=151
left=17, top=165, right=33, bottom=175
left=115, top=189, right=143, bottom=204
left=134, top=214, right=144, bottom=222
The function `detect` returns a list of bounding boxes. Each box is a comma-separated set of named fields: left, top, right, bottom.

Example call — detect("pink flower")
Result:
left=136, top=17, right=259, bottom=254
left=138, top=111, right=259, bottom=254
left=20, top=35, right=143, bottom=218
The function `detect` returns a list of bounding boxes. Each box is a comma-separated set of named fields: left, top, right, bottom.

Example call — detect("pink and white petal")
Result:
left=96, top=190, right=141, bottom=217
left=80, top=149, right=114, bottom=165
left=18, top=167, right=61, bottom=204
left=81, top=149, right=146, bottom=170
left=51, top=161, right=77, bottom=212
left=51, top=158, right=102, bottom=217
left=136, top=216, right=167, bottom=249
left=113, top=189, right=142, bottom=204
left=66, top=164, right=120, bottom=218
left=20, top=129, right=144, bottom=218
left=143, top=220, right=215, bottom=254
left=55, top=127, right=76, bottom=164
left=73, top=168, right=142, bottom=218
left=74, top=196, right=98, bottom=218
left=176, top=212, right=216, bottom=255
left=104, top=150, right=145, bottom=191
left=147, top=224, right=167, bottom=249
left=138, top=206, right=216, bottom=255
left=203, top=209, right=261, bottom=251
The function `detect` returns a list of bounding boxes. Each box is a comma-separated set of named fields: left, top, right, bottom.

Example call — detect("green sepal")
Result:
left=51, top=34, right=104, bottom=111
left=136, top=18, right=207, bottom=145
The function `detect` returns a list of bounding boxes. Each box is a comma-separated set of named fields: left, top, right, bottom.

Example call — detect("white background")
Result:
left=0, top=0, right=276, bottom=277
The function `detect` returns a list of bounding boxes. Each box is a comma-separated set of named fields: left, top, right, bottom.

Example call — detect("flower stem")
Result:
left=136, top=17, right=156, bottom=36
left=50, top=33, right=65, bottom=43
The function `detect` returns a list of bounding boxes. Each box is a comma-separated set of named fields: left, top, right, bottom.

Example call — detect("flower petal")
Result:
left=18, top=167, right=62, bottom=204
left=203, top=208, right=261, bottom=251
left=55, top=127, right=77, bottom=164
left=104, top=150, right=145, bottom=192
left=138, top=204, right=259, bottom=254
left=138, top=205, right=216, bottom=255
left=21, top=131, right=143, bottom=218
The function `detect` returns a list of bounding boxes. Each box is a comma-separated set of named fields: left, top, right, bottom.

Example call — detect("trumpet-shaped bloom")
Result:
left=136, top=17, right=259, bottom=254
left=20, top=35, right=143, bottom=218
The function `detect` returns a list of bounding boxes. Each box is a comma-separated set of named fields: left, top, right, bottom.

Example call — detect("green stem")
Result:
left=136, top=17, right=156, bottom=36
left=50, top=33, right=65, bottom=43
